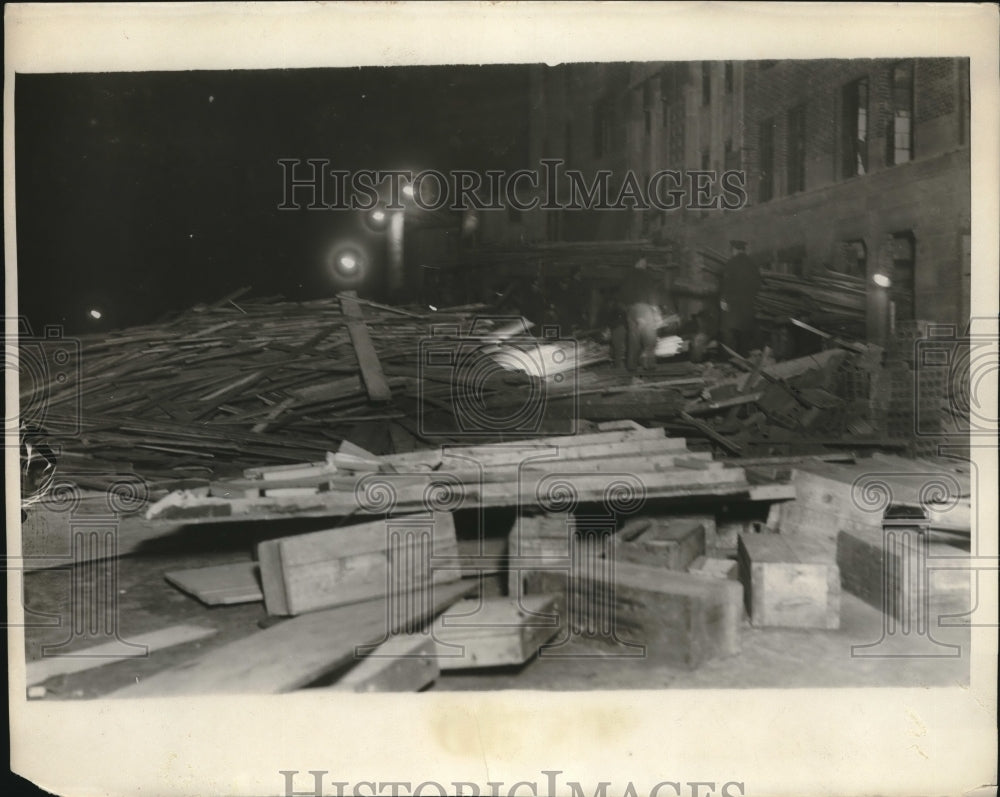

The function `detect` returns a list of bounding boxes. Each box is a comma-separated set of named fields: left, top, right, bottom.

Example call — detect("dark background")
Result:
left=15, top=65, right=530, bottom=332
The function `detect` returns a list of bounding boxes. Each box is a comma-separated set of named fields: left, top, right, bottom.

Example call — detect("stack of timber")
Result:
left=755, top=269, right=867, bottom=336
left=143, top=426, right=795, bottom=523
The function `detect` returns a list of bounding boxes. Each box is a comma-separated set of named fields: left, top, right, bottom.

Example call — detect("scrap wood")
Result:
left=164, top=561, right=263, bottom=606
left=339, top=291, right=394, bottom=403
left=108, top=579, right=476, bottom=696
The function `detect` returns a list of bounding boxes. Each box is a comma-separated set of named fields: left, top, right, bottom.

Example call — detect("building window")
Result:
left=701, top=62, right=711, bottom=106
left=565, top=122, right=573, bottom=163
left=593, top=99, right=613, bottom=158
left=888, top=61, right=914, bottom=165
left=724, top=61, right=734, bottom=94
left=759, top=118, right=775, bottom=202
left=840, top=77, right=869, bottom=178
left=701, top=149, right=711, bottom=171
left=787, top=104, right=806, bottom=194
left=838, top=240, right=867, bottom=278
left=890, top=231, right=916, bottom=322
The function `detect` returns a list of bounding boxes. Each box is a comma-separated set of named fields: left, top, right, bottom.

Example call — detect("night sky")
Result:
left=14, top=65, right=530, bottom=332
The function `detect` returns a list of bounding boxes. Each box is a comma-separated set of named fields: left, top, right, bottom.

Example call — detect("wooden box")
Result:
left=737, top=533, right=840, bottom=629
left=258, top=511, right=460, bottom=616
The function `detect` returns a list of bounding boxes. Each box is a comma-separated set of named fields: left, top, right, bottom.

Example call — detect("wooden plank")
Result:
left=381, top=426, right=668, bottom=467
left=330, top=633, right=440, bottom=692
left=146, top=466, right=766, bottom=523
left=258, top=512, right=460, bottom=616
left=164, top=561, right=263, bottom=605
left=26, top=625, right=217, bottom=687
left=109, top=580, right=476, bottom=697
left=433, top=596, right=559, bottom=669
left=737, top=533, right=840, bottom=630
left=340, top=291, right=393, bottom=403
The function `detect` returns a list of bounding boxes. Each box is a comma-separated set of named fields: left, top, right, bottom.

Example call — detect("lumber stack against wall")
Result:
left=737, top=532, right=840, bottom=630
left=257, top=512, right=460, bottom=616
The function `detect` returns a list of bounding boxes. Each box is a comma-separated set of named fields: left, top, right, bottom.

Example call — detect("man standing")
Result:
left=718, top=239, right=761, bottom=357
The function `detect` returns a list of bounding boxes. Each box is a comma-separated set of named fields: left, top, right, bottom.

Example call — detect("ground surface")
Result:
left=19, top=546, right=972, bottom=699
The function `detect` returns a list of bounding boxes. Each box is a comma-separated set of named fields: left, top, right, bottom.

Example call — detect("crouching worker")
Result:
left=618, top=257, right=668, bottom=372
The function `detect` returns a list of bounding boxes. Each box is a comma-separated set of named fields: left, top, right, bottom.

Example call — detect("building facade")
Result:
left=498, top=58, right=971, bottom=340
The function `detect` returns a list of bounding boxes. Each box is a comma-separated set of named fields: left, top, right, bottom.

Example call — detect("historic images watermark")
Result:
left=279, top=769, right=748, bottom=797
left=277, top=160, right=749, bottom=213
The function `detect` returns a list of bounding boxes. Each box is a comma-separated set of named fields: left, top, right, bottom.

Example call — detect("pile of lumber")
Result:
left=143, top=424, right=794, bottom=523
left=676, top=342, right=891, bottom=456
left=20, top=287, right=720, bottom=500
left=465, top=240, right=679, bottom=280
left=755, top=269, right=867, bottom=334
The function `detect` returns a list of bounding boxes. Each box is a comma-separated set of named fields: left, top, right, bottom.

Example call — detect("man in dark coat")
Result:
left=718, top=240, right=761, bottom=356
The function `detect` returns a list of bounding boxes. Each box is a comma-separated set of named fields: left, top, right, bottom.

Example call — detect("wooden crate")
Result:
left=836, top=525, right=971, bottom=621
left=433, top=595, right=559, bottom=669
left=737, top=533, right=840, bottom=629
left=613, top=517, right=706, bottom=570
left=521, top=561, right=743, bottom=669
left=258, top=511, right=460, bottom=616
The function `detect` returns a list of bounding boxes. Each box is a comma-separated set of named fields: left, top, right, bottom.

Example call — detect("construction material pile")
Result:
left=755, top=269, right=867, bottom=336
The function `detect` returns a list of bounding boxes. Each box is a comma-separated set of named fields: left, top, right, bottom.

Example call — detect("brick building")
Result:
left=497, top=59, right=971, bottom=342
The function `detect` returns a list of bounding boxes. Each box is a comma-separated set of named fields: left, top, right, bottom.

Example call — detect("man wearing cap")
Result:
left=719, top=239, right=761, bottom=356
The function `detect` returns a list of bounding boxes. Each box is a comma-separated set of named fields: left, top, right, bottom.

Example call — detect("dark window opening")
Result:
left=701, top=149, right=711, bottom=171
left=701, top=62, right=711, bottom=106
left=787, top=103, right=807, bottom=194
left=841, top=77, right=869, bottom=178
left=890, top=231, right=916, bottom=322
left=759, top=118, right=775, bottom=202
left=838, top=240, right=867, bottom=278
left=724, top=61, right=734, bottom=94
left=888, top=61, right=914, bottom=165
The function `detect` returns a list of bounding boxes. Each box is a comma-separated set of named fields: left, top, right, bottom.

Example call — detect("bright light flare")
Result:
left=873, top=273, right=892, bottom=288
left=402, top=184, right=415, bottom=199
left=88, top=309, right=102, bottom=320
